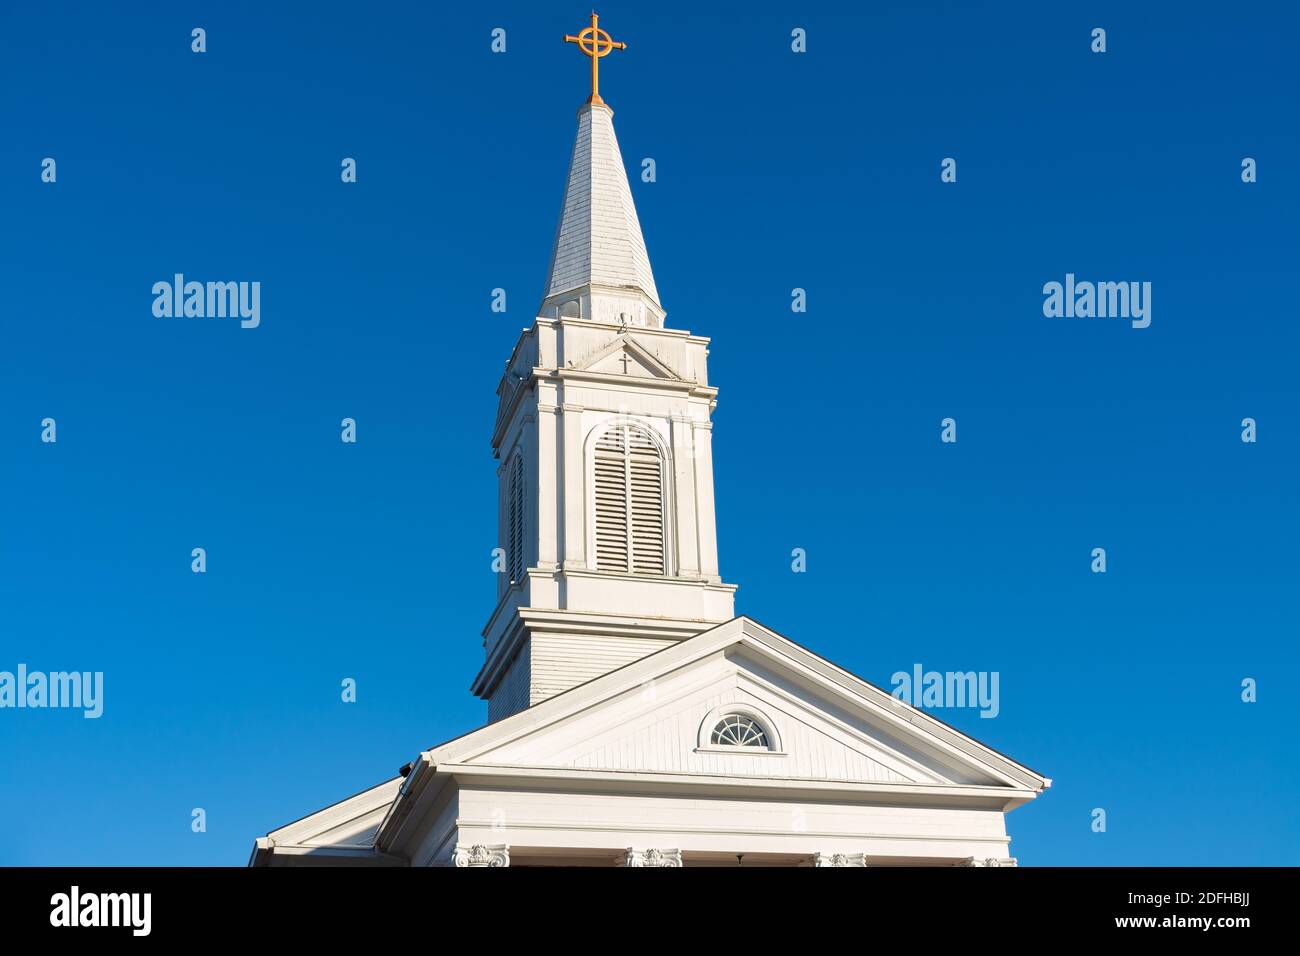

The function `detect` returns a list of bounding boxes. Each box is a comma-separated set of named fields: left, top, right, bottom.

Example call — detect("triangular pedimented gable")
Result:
left=426, top=617, right=1050, bottom=796
left=572, top=334, right=683, bottom=381
left=472, top=652, right=930, bottom=784
left=249, top=777, right=404, bottom=866
left=492, top=373, right=523, bottom=441
left=490, top=326, right=540, bottom=453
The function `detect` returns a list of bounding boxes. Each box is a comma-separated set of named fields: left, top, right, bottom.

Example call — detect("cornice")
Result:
left=550, top=366, right=717, bottom=398
left=452, top=814, right=1013, bottom=848
left=439, top=762, right=1037, bottom=809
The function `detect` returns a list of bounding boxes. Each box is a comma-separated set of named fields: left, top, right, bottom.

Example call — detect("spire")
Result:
left=541, top=18, right=663, bottom=328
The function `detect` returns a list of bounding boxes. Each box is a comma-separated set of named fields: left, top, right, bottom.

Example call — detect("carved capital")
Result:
left=453, top=843, right=510, bottom=867
left=622, top=847, right=682, bottom=867
left=958, top=856, right=1018, bottom=868
left=813, top=852, right=867, bottom=867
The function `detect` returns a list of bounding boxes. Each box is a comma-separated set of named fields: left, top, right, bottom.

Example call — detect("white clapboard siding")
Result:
left=488, top=642, right=532, bottom=723
left=531, top=633, right=674, bottom=704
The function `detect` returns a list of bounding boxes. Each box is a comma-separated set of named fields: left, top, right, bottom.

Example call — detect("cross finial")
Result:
left=564, top=12, right=627, bottom=106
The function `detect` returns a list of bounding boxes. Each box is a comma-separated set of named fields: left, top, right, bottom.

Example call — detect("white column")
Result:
left=561, top=404, right=587, bottom=570
left=536, top=399, right=559, bottom=569
left=453, top=844, right=510, bottom=867
left=670, top=414, right=700, bottom=577
left=692, top=421, right=720, bottom=580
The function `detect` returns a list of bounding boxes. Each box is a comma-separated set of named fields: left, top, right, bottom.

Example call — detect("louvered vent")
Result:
left=594, top=423, right=666, bottom=575
left=507, top=454, right=525, bottom=583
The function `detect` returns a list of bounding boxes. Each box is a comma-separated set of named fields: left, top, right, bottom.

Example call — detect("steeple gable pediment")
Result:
left=491, top=332, right=538, bottom=454
left=492, top=373, right=523, bottom=441
left=573, top=334, right=683, bottom=381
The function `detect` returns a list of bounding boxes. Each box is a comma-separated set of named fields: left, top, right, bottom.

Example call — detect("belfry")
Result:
left=251, top=15, right=1049, bottom=868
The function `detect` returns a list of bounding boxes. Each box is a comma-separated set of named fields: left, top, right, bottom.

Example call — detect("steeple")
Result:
left=540, top=16, right=664, bottom=329
left=475, top=16, right=735, bottom=722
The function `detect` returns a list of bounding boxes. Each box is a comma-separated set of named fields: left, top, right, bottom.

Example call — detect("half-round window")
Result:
left=710, top=715, right=770, bottom=748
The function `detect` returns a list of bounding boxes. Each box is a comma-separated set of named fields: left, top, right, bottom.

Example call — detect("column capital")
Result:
left=958, top=856, right=1018, bottom=867
left=453, top=843, right=510, bottom=867
left=813, top=852, right=867, bottom=867
left=621, top=847, right=682, bottom=867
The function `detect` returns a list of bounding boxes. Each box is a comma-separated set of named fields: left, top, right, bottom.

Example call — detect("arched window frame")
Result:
left=584, top=418, right=674, bottom=577
left=695, top=704, right=785, bottom=755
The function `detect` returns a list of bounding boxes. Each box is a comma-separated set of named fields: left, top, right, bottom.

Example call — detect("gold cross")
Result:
left=564, top=12, right=627, bottom=106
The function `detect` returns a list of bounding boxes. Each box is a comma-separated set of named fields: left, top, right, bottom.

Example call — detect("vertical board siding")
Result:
left=563, top=687, right=913, bottom=784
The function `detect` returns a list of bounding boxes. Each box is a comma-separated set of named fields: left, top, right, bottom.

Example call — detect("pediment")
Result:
left=471, top=657, right=939, bottom=785
left=263, top=777, right=402, bottom=849
left=492, top=374, right=523, bottom=439
left=435, top=617, right=1048, bottom=794
left=573, top=334, right=682, bottom=381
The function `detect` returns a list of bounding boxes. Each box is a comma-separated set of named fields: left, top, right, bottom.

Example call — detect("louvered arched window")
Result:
left=507, top=454, right=525, bottom=583
left=593, top=422, right=666, bottom=575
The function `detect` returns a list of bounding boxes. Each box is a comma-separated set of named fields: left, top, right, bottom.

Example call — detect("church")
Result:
left=249, top=15, right=1049, bottom=868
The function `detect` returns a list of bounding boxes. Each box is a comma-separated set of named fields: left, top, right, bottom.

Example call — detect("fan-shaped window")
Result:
left=710, top=715, right=770, bottom=748
left=593, top=422, right=665, bottom=575
left=507, top=454, right=525, bottom=583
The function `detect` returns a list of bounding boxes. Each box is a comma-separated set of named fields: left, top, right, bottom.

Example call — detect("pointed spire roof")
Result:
left=540, top=103, right=665, bottom=328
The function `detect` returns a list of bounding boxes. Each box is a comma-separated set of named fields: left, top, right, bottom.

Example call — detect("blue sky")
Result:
left=1, top=1, right=1296, bottom=866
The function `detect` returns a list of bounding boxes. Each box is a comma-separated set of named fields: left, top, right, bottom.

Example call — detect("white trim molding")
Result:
left=453, top=844, right=510, bottom=867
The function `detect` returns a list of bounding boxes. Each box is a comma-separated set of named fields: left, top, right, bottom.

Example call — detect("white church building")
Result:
left=249, top=21, right=1049, bottom=868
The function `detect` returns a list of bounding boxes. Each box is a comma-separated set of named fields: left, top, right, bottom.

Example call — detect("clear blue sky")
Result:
left=2, top=1, right=1296, bottom=866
